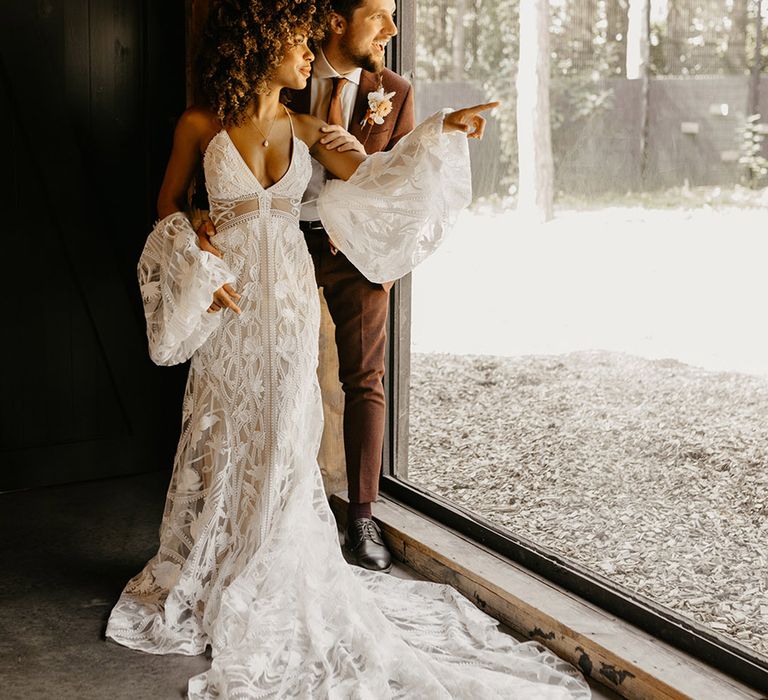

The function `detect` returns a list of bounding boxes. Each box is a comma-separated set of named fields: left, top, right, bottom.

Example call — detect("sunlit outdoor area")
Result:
left=402, top=0, right=768, bottom=660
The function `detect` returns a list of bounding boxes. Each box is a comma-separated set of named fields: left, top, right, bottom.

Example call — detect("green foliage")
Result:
left=647, top=0, right=767, bottom=76
left=475, top=0, right=519, bottom=190
left=414, top=0, right=767, bottom=195
left=738, top=113, right=768, bottom=188
left=415, top=0, right=618, bottom=193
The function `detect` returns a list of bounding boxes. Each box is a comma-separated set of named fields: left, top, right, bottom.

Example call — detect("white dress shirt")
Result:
left=300, top=49, right=363, bottom=222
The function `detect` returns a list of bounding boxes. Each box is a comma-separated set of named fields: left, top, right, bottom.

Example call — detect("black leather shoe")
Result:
left=346, top=518, right=392, bottom=573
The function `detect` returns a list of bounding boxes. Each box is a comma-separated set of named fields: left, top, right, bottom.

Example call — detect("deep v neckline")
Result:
left=223, top=108, right=297, bottom=192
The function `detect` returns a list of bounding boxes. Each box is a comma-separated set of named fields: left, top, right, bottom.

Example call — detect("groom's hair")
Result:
left=329, top=0, right=366, bottom=20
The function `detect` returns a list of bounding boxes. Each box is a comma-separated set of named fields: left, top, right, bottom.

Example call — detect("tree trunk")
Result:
left=607, top=0, right=630, bottom=75
left=664, top=0, right=689, bottom=75
left=516, top=0, right=554, bottom=222
left=626, top=0, right=649, bottom=79
left=452, top=0, right=466, bottom=81
left=729, top=0, right=749, bottom=73
left=570, top=0, right=593, bottom=72
left=749, top=0, right=764, bottom=116
left=626, top=0, right=651, bottom=183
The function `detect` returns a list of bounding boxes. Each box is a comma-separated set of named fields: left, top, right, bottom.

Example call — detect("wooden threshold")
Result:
left=330, top=492, right=766, bottom=700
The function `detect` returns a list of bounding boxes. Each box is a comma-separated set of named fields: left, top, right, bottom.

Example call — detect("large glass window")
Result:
left=387, top=0, right=768, bottom=686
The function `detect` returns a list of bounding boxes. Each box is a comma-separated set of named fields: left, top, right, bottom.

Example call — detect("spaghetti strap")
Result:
left=284, top=105, right=295, bottom=140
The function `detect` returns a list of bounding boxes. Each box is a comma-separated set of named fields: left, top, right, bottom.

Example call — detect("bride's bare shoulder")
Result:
left=178, top=105, right=219, bottom=130
left=288, top=109, right=325, bottom=149
left=176, top=106, right=222, bottom=153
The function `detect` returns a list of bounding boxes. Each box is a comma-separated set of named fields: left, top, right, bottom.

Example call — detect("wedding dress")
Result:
left=106, top=112, right=591, bottom=699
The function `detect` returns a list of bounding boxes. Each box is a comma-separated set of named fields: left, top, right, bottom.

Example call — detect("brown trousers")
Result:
left=303, top=227, right=389, bottom=504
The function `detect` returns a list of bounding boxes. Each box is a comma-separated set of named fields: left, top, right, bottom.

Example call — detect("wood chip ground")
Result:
left=407, top=350, right=768, bottom=658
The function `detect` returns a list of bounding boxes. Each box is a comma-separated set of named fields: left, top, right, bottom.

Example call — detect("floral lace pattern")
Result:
left=107, top=115, right=591, bottom=699
left=318, top=111, right=471, bottom=284
left=138, top=212, right=235, bottom=366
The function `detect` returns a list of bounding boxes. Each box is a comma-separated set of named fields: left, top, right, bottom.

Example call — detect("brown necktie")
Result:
left=324, top=77, right=348, bottom=256
left=326, top=77, right=348, bottom=127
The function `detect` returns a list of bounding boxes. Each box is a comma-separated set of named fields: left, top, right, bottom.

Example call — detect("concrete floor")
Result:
left=0, top=471, right=618, bottom=699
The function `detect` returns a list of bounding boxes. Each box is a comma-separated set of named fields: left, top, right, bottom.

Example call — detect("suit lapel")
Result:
left=293, top=70, right=383, bottom=145
left=349, top=71, right=378, bottom=142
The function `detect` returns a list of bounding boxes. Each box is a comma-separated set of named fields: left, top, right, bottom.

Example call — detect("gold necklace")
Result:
left=248, top=106, right=280, bottom=148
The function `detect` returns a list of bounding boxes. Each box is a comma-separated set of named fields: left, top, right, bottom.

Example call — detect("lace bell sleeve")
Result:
left=138, top=212, right=235, bottom=366
left=317, top=110, right=471, bottom=284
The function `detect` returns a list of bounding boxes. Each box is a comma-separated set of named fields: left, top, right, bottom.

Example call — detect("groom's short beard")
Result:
left=340, top=43, right=382, bottom=73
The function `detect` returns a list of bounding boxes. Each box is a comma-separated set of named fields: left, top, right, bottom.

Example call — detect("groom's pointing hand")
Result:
left=443, top=101, right=501, bottom=140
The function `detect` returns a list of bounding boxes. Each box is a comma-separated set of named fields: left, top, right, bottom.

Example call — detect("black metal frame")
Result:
left=380, top=1, right=768, bottom=693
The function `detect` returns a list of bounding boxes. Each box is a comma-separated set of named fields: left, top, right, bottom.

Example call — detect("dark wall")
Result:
left=0, top=1, right=187, bottom=491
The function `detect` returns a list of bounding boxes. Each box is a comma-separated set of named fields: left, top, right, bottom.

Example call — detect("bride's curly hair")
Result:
left=197, top=0, right=328, bottom=126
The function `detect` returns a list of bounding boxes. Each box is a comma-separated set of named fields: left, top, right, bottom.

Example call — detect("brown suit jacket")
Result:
left=289, top=67, right=415, bottom=155
left=289, top=68, right=415, bottom=290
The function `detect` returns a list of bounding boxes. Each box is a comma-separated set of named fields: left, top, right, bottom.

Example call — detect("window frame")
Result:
left=381, top=1, right=768, bottom=692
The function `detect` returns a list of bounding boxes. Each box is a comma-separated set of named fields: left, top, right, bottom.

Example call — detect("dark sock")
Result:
left=348, top=501, right=372, bottom=522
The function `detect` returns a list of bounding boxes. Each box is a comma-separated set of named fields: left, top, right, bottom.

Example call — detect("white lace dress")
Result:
left=106, top=112, right=591, bottom=699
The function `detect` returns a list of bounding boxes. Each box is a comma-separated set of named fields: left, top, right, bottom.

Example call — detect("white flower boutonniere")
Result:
left=361, top=86, right=396, bottom=127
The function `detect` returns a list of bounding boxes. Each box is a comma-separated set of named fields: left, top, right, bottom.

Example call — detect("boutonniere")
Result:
left=361, top=79, right=396, bottom=127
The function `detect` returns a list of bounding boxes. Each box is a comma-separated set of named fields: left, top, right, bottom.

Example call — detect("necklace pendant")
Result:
left=263, top=139, right=269, bottom=148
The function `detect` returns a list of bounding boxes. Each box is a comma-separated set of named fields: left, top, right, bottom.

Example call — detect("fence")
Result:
left=416, top=76, right=768, bottom=194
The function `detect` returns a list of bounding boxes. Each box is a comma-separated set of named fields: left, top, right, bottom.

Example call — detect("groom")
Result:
left=291, top=0, right=413, bottom=573
left=197, top=0, right=412, bottom=573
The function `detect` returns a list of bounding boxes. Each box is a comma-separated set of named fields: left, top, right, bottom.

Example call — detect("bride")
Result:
left=106, top=0, right=591, bottom=697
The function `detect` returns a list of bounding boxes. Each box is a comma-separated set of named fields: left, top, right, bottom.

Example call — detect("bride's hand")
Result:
left=443, top=101, right=500, bottom=140
left=209, top=284, right=241, bottom=314
left=197, top=220, right=240, bottom=314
